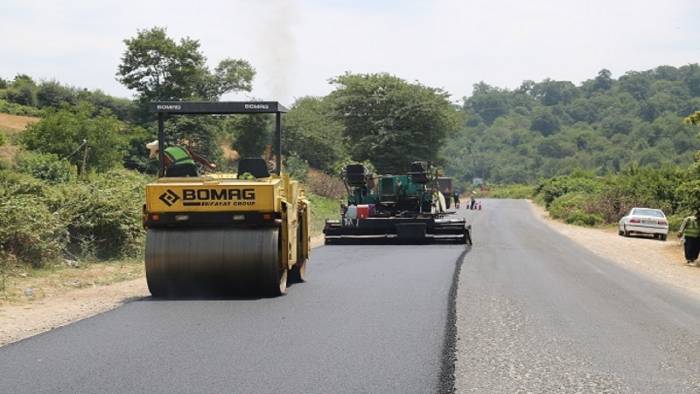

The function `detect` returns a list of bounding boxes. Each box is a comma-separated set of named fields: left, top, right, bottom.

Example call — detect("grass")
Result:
left=486, top=184, right=535, bottom=199
left=0, top=259, right=144, bottom=305
left=307, top=193, right=340, bottom=236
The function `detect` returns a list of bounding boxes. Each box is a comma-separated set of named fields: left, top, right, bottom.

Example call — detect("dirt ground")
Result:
left=0, top=235, right=326, bottom=347
left=529, top=201, right=700, bottom=299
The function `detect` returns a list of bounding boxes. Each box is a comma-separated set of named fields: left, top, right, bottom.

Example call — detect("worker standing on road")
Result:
left=146, top=140, right=216, bottom=177
left=453, top=190, right=460, bottom=209
left=678, top=209, right=700, bottom=265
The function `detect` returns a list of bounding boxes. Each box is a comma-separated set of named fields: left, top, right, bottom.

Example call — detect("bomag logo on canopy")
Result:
left=162, top=188, right=256, bottom=207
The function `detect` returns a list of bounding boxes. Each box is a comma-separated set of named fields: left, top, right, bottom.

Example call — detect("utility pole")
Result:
left=81, top=139, right=89, bottom=177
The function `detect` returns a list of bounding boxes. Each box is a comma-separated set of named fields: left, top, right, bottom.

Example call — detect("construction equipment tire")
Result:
left=145, top=228, right=286, bottom=297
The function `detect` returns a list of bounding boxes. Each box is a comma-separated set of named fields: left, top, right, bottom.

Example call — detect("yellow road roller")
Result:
left=143, top=101, right=310, bottom=297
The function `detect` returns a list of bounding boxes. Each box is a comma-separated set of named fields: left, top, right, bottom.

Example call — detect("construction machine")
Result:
left=143, top=101, right=310, bottom=297
left=323, top=162, right=471, bottom=244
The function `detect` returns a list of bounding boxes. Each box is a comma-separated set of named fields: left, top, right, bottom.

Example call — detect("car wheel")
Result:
left=618, top=227, right=624, bottom=236
left=623, top=226, right=630, bottom=237
left=660, top=234, right=667, bottom=241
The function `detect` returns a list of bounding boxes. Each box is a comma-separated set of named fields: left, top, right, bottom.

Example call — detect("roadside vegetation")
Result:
left=2, top=25, right=700, bottom=298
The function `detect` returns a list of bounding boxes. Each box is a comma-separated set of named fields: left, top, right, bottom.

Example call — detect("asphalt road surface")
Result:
left=456, top=199, right=700, bottom=393
left=3, top=199, right=700, bottom=393
left=0, top=244, right=466, bottom=394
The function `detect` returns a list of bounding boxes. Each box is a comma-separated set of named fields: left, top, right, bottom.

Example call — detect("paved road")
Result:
left=456, top=199, right=700, bottom=393
left=0, top=244, right=466, bottom=394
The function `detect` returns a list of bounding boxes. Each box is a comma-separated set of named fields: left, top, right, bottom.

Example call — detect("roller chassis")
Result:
left=143, top=102, right=310, bottom=298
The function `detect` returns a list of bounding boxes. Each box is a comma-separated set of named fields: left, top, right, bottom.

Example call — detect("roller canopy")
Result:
left=151, top=101, right=288, bottom=114
left=151, top=100, right=286, bottom=176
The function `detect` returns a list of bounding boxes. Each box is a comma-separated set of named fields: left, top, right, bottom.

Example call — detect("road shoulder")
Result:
left=528, top=200, right=700, bottom=299
left=0, top=235, right=326, bottom=347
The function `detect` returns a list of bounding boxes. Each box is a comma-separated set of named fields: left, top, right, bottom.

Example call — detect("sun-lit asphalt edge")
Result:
left=437, top=245, right=470, bottom=394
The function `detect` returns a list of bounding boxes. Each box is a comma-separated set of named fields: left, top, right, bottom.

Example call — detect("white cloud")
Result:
left=1, top=0, right=697, bottom=104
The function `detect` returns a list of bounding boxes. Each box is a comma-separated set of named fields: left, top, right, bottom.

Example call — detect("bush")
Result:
left=488, top=184, right=534, bottom=199
left=0, top=194, right=67, bottom=267
left=305, top=169, right=346, bottom=199
left=0, top=132, right=5, bottom=147
left=21, top=103, right=127, bottom=173
left=0, top=98, right=43, bottom=116
left=564, top=210, right=604, bottom=226
left=667, top=213, right=688, bottom=232
left=285, top=155, right=309, bottom=181
left=0, top=170, right=48, bottom=198
left=535, top=173, right=601, bottom=207
left=15, top=152, right=76, bottom=183
left=50, top=169, right=149, bottom=259
left=548, top=193, right=603, bottom=226
left=548, top=193, right=590, bottom=220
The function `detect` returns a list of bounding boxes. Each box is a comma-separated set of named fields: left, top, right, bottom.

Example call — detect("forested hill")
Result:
left=443, top=65, right=700, bottom=184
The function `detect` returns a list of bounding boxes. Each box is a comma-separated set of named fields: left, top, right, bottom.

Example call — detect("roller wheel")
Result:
left=145, top=227, right=286, bottom=298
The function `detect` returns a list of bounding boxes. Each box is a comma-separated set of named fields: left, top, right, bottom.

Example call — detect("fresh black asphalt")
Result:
left=0, top=244, right=466, bottom=394
left=4, top=199, right=700, bottom=393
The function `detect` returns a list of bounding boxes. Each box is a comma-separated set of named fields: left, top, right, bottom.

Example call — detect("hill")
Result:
left=443, top=64, right=700, bottom=184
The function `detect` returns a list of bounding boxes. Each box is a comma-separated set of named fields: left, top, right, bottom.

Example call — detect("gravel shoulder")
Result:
left=0, top=235, right=326, bottom=347
left=528, top=200, right=700, bottom=299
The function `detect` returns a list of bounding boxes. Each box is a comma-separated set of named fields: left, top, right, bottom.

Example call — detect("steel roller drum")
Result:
left=145, top=228, right=284, bottom=297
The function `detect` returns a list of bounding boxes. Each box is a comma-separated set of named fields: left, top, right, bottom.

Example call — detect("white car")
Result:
left=618, top=207, right=669, bottom=241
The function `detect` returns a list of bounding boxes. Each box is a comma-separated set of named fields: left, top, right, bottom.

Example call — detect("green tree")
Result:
left=232, top=114, right=271, bottom=158
left=6, top=74, right=37, bottom=106
left=36, top=80, right=76, bottom=108
left=284, top=96, right=347, bottom=172
left=116, top=27, right=255, bottom=102
left=328, top=72, right=460, bottom=173
left=21, top=103, right=128, bottom=172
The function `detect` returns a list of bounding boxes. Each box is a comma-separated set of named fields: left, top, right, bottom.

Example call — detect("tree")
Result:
left=593, top=69, right=613, bottom=92
left=466, top=82, right=510, bottom=124
left=6, top=74, right=37, bottom=106
left=284, top=96, right=347, bottom=172
left=530, top=108, right=560, bottom=135
left=116, top=27, right=255, bottom=102
left=232, top=114, right=271, bottom=158
left=21, top=103, right=128, bottom=172
left=36, top=80, right=76, bottom=108
left=328, top=73, right=461, bottom=173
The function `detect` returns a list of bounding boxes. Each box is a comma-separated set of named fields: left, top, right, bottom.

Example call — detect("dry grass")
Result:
left=0, top=260, right=144, bottom=306
left=0, top=112, right=39, bottom=164
left=0, top=113, right=39, bottom=134
left=306, top=169, right=346, bottom=199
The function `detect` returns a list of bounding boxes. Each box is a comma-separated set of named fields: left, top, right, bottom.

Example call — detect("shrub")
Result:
left=0, top=98, right=43, bottom=116
left=305, top=169, right=346, bottom=199
left=564, top=210, right=603, bottom=226
left=488, top=184, right=534, bottom=199
left=285, top=155, right=309, bottom=181
left=535, top=173, right=601, bottom=207
left=15, top=152, right=76, bottom=183
left=548, top=193, right=590, bottom=220
left=50, top=169, right=149, bottom=259
left=0, top=170, right=48, bottom=198
left=21, top=103, right=127, bottom=173
left=0, top=194, right=67, bottom=267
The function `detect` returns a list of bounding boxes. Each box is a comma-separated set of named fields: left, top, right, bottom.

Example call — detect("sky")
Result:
left=1, top=0, right=699, bottom=105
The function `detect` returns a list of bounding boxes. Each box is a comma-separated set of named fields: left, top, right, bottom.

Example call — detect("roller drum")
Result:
left=145, top=228, right=284, bottom=297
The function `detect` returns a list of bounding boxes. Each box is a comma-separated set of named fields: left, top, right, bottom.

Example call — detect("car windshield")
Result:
left=632, top=208, right=664, bottom=217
